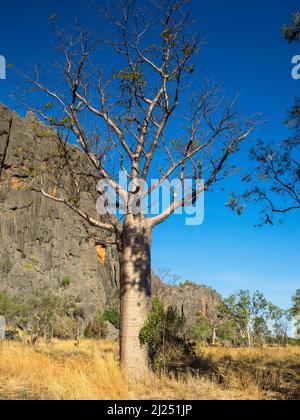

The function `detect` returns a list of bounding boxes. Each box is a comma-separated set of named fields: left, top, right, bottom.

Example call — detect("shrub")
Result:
left=140, top=298, right=196, bottom=370
left=53, top=316, right=77, bottom=340
left=0, top=256, right=13, bottom=275
left=26, top=166, right=36, bottom=177
left=23, top=262, right=33, bottom=270
left=189, top=313, right=211, bottom=343
left=0, top=293, right=22, bottom=322
left=35, top=130, right=49, bottom=139
left=84, top=311, right=107, bottom=339
left=103, top=308, right=120, bottom=329
left=61, top=276, right=71, bottom=288
left=0, top=290, right=82, bottom=342
left=69, top=196, right=80, bottom=207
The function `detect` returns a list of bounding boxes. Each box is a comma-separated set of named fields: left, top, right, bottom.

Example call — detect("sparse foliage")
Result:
left=291, top=290, right=300, bottom=337
left=283, top=12, right=300, bottom=43
left=140, top=298, right=195, bottom=370
left=0, top=291, right=83, bottom=343
left=269, top=305, right=291, bottom=346
left=218, top=291, right=272, bottom=347
left=0, top=293, right=23, bottom=322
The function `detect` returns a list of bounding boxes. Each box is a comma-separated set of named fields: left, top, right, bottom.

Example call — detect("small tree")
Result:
left=218, top=290, right=271, bottom=347
left=18, top=292, right=66, bottom=344
left=0, top=293, right=22, bottom=323
left=269, top=305, right=291, bottom=346
left=291, top=290, right=300, bottom=338
left=252, top=316, right=271, bottom=347
left=139, top=298, right=193, bottom=371
left=17, top=0, right=256, bottom=378
left=190, top=313, right=211, bottom=345
left=217, top=319, right=241, bottom=346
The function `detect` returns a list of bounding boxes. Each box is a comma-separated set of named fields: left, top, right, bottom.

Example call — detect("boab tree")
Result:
left=20, top=0, right=256, bottom=378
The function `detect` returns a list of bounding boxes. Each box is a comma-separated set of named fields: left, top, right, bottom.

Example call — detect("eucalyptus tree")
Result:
left=291, top=290, right=300, bottom=337
left=269, top=305, right=291, bottom=346
left=218, top=290, right=271, bottom=347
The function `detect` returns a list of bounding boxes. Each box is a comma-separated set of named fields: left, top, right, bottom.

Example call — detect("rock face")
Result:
left=0, top=103, right=219, bottom=327
left=0, top=103, right=120, bottom=322
left=153, top=276, right=220, bottom=327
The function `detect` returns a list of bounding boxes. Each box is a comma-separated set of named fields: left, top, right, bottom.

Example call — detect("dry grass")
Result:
left=194, top=346, right=300, bottom=400
left=0, top=340, right=299, bottom=400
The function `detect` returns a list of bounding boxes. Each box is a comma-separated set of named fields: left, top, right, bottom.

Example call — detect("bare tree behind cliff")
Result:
left=18, top=0, right=256, bottom=379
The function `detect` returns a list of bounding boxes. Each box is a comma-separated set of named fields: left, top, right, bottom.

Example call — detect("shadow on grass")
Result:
left=165, top=351, right=300, bottom=400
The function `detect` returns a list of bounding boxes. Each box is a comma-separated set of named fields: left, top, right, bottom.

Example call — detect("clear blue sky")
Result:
left=0, top=0, right=299, bottom=309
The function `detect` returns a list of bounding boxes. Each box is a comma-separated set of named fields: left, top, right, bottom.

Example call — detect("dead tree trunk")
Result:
left=120, top=214, right=152, bottom=379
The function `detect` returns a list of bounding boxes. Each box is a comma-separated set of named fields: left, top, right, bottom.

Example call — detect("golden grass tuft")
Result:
left=0, top=341, right=129, bottom=400
left=0, top=341, right=299, bottom=400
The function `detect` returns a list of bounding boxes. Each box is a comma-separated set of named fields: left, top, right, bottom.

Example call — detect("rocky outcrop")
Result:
left=0, top=103, right=219, bottom=327
left=153, top=276, right=220, bottom=326
left=0, top=103, right=120, bottom=322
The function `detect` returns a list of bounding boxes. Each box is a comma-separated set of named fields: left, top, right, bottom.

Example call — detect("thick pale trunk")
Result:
left=120, top=214, right=152, bottom=379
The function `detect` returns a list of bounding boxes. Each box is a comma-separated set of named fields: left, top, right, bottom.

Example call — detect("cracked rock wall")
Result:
left=0, top=104, right=120, bottom=321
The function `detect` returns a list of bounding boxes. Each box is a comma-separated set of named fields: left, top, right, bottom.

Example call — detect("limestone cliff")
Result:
left=0, top=104, right=220, bottom=325
left=0, top=103, right=119, bottom=321
left=153, top=276, right=220, bottom=327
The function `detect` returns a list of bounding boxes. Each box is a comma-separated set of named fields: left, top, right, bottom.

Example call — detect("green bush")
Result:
left=61, top=276, right=71, bottom=288
left=140, top=298, right=195, bottom=370
left=189, top=313, right=211, bottom=343
left=103, top=308, right=120, bottom=329
left=23, top=262, right=33, bottom=270
left=139, top=298, right=165, bottom=354
left=0, top=293, right=23, bottom=322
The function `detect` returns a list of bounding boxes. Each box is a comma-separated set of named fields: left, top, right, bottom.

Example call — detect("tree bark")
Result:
left=247, top=326, right=252, bottom=348
left=120, top=214, right=152, bottom=379
left=212, top=327, right=217, bottom=345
